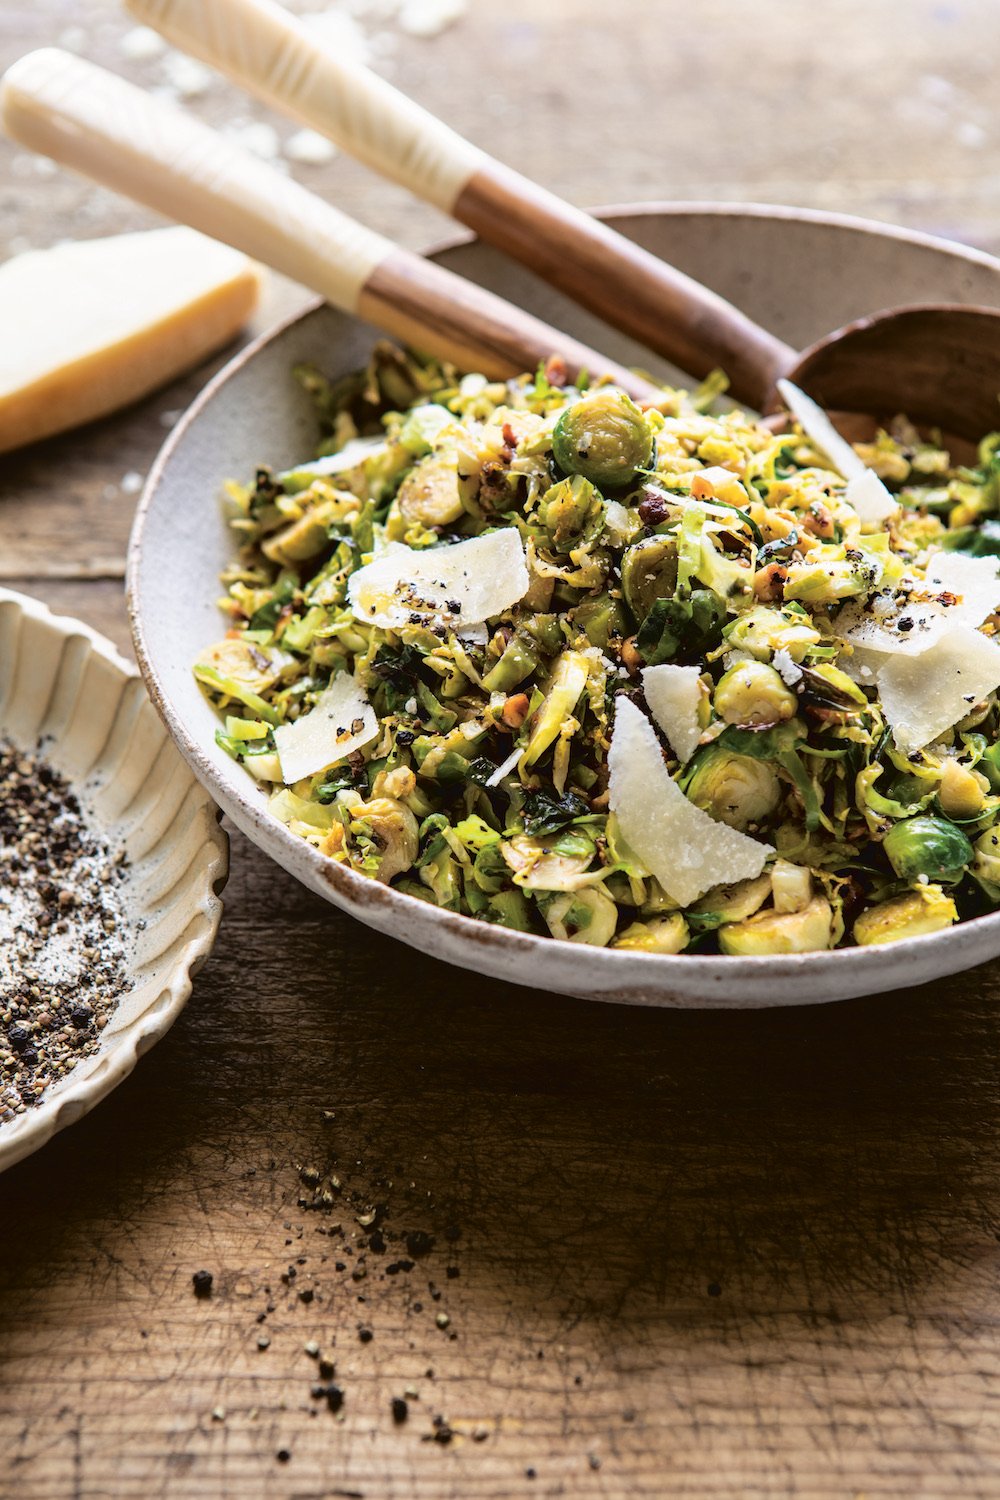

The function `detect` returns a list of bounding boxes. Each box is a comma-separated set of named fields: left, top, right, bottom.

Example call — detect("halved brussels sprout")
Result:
left=500, top=833, right=596, bottom=892
left=350, top=797, right=419, bottom=884
left=621, top=536, right=679, bottom=622
left=542, top=888, right=618, bottom=945
left=612, top=913, right=689, bottom=953
left=882, top=815, right=973, bottom=884
left=685, top=749, right=782, bottom=831
left=396, top=453, right=464, bottom=528
left=690, top=873, right=772, bottom=924
left=552, top=391, right=653, bottom=489
left=714, top=661, right=797, bottom=728
left=938, top=758, right=988, bottom=820
left=853, top=886, right=958, bottom=946
left=769, top=860, right=812, bottom=913
left=718, top=895, right=837, bottom=954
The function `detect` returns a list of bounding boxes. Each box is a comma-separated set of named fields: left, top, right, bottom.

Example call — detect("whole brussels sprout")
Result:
left=853, top=886, right=958, bottom=945
left=718, top=895, right=837, bottom=955
left=621, top=536, right=679, bottom=622
left=882, top=815, right=973, bottom=884
left=552, top=390, right=653, bottom=489
left=714, top=661, right=797, bottom=729
left=686, top=748, right=782, bottom=831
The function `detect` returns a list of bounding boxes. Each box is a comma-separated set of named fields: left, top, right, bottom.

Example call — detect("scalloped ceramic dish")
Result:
left=0, top=590, right=228, bottom=1171
left=129, top=204, right=1000, bottom=1007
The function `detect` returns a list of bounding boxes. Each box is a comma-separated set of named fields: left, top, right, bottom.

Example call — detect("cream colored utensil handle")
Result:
left=125, top=0, right=795, bottom=407
left=0, top=50, right=656, bottom=398
left=128, top=0, right=484, bottom=212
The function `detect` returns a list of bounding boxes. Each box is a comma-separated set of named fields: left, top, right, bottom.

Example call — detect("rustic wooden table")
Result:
left=4, top=2, right=1000, bottom=1496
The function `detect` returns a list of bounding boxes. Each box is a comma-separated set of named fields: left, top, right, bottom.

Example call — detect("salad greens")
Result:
left=195, top=342, right=1000, bottom=954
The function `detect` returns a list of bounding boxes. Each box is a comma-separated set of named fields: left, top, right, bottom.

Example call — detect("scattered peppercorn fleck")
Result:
left=391, top=1396, right=408, bottom=1424
left=191, top=1270, right=213, bottom=1300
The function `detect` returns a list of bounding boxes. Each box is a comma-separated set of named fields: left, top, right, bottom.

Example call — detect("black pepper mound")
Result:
left=0, top=741, right=130, bottom=1121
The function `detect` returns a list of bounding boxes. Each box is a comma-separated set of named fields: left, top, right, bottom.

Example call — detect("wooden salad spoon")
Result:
left=123, top=0, right=1000, bottom=442
left=0, top=50, right=656, bottom=402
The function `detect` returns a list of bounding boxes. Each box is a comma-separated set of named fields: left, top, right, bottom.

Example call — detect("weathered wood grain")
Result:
left=5, top=2, right=1000, bottom=1497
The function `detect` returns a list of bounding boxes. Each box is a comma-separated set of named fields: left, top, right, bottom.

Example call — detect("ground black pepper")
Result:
left=0, top=741, right=130, bottom=1121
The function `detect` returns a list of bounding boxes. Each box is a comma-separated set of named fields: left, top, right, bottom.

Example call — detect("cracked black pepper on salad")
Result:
left=195, top=344, right=1000, bottom=954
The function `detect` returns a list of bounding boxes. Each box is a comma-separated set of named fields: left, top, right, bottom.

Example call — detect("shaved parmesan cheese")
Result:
left=486, top=742, right=524, bottom=788
left=274, top=674, right=378, bottom=784
left=608, top=698, right=773, bottom=907
left=776, top=380, right=866, bottom=480
left=842, top=553, right=1000, bottom=659
left=279, top=436, right=388, bottom=489
left=878, top=624, right=1000, bottom=754
left=844, top=467, right=899, bottom=525
left=641, top=664, right=704, bottom=763
left=924, top=551, right=1000, bottom=627
left=347, top=528, right=529, bottom=630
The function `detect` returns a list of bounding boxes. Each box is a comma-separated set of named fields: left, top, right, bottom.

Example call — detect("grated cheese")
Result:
left=608, top=698, right=773, bottom=907
left=641, top=664, right=704, bottom=763
left=347, top=527, right=529, bottom=630
left=274, top=674, right=378, bottom=784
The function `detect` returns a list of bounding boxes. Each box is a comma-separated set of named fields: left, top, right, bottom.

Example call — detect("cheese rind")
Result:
left=274, top=674, right=379, bottom=784
left=608, top=697, right=773, bottom=907
left=0, top=227, right=263, bottom=453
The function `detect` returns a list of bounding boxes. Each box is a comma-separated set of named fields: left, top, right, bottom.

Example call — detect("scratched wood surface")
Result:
left=4, top=1, right=1000, bottom=1496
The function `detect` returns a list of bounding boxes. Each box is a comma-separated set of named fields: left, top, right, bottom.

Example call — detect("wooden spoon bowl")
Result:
left=786, top=304, right=1000, bottom=445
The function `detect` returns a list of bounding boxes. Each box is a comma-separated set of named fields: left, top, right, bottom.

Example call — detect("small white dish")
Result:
left=129, top=204, right=1000, bottom=1007
left=0, top=588, right=228, bottom=1172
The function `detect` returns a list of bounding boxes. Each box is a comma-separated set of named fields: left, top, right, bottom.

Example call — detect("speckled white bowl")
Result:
left=129, top=204, right=1000, bottom=1007
left=0, top=589, right=228, bottom=1170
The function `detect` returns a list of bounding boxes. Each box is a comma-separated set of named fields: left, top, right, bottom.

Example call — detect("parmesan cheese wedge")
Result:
left=273, top=673, right=378, bottom=784
left=0, top=227, right=263, bottom=454
left=347, top=527, right=529, bottom=630
left=877, top=623, right=1000, bottom=754
left=641, top=664, right=704, bottom=763
left=608, top=697, right=773, bottom=907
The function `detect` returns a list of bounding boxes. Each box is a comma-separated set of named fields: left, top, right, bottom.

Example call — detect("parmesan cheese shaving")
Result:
left=877, top=624, right=1000, bottom=754
left=924, top=551, right=1000, bottom=627
left=844, top=467, right=899, bottom=525
left=608, top=698, right=773, bottom=907
left=776, top=380, right=866, bottom=481
left=641, top=664, right=704, bottom=763
left=842, top=552, right=1000, bottom=659
left=347, top=527, right=529, bottom=630
left=274, top=674, right=378, bottom=784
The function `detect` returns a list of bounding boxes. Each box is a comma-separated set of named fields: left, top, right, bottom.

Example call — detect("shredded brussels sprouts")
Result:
left=195, top=341, right=1000, bottom=953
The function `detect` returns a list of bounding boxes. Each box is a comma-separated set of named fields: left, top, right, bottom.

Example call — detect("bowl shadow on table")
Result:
left=3, top=833, right=999, bottom=1337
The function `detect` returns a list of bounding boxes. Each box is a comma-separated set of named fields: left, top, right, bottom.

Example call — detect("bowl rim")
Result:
left=126, top=201, right=1000, bottom=1001
left=0, top=586, right=229, bottom=1171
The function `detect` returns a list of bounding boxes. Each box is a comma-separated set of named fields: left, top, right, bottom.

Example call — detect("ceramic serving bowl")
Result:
left=129, top=203, right=1000, bottom=1008
left=0, top=590, right=228, bottom=1170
